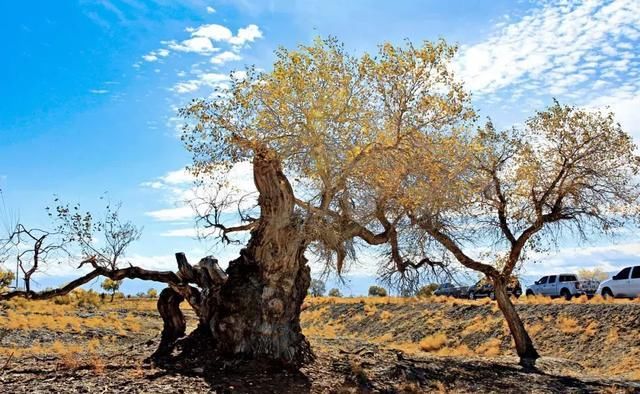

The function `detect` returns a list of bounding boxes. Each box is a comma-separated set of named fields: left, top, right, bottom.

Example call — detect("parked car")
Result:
left=467, top=277, right=522, bottom=300
left=525, top=273, right=597, bottom=299
left=433, top=283, right=468, bottom=298
left=597, top=266, right=640, bottom=298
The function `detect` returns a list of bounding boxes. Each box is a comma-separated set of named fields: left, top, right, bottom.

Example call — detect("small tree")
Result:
left=0, top=268, right=15, bottom=291
left=309, top=279, right=326, bottom=297
left=328, top=288, right=342, bottom=297
left=577, top=268, right=609, bottom=282
left=101, top=278, right=122, bottom=302
left=416, top=283, right=439, bottom=298
left=396, top=103, right=640, bottom=367
left=368, top=285, right=387, bottom=297
left=147, top=288, right=158, bottom=298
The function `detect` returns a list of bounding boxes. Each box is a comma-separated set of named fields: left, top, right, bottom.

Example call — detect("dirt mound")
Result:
left=301, top=298, right=640, bottom=380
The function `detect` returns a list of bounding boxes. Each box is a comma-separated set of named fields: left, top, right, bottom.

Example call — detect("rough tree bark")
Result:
left=210, top=149, right=312, bottom=366
left=158, top=148, right=313, bottom=367
left=492, top=276, right=539, bottom=368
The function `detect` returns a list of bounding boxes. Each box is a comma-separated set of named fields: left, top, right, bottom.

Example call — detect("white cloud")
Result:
left=206, top=6, right=216, bottom=14
left=522, top=241, right=640, bottom=277
left=172, top=80, right=201, bottom=93
left=89, top=89, right=109, bottom=94
left=588, top=92, right=640, bottom=139
left=210, top=50, right=242, bottom=65
left=171, top=72, right=230, bottom=94
left=160, top=168, right=195, bottom=185
left=228, top=24, right=263, bottom=46
left=146, top=206, right=194, bottom=221
left=160, top=228, right=200, bottom=237
left=455, top=0, right=640, bottom=101
left=143, top=162, right=256, bottom=226
left=190, top=24, right=233, bottom=41
left=167, top=36, right=219, bottom=54
left=149, top=23, right=262, bottom=59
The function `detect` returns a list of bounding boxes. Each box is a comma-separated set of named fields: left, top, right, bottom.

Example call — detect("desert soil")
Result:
left=1, top=297, right=639, bottom=393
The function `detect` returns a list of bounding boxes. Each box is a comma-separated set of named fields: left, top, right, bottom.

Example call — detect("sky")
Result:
left=1, top=0, right=639, bottom=295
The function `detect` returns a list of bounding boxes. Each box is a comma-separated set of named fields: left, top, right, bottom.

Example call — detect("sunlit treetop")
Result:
left=181, top=37, right=474, bottom=187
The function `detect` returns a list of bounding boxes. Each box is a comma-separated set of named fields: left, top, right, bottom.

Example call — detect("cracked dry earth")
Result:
left=2, top=336, right=640, bottom=393
left=1, top=299, right=640, bottom=393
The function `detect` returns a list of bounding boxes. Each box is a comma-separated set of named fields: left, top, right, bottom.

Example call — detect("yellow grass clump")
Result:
left=526, top=323, right=544, bottom=337
left=364, top=304, right=377, bottom=316
left=475, top=338, right=502, bottom=357
left=461, top=316, right=493, bottom=336
left=419, top=333, right=448, bottom=352
left=379, top=310, right=393, bottom=321
left=583, top=321, right=598, bottom=337
left=435, top=343, right=473, bottom=357
left=557, top=316, right=581, bottom=334
left=605, top=327, right=619, bottom=345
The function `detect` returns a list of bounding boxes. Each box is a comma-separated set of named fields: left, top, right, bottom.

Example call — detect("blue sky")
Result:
left=1, top=0, right=640, bottom=294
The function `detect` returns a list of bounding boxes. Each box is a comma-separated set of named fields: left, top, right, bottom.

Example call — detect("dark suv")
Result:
left=433, top=282, right=468, bottom=298
left=467, top=277, right=522, bottom=300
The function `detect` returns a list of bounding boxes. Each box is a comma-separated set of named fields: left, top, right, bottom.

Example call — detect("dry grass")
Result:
left=583, top=321, right=598, bottom=337
left=461, top=316, right=494, bottom=336
left=605, top=327, right=619, bottom=345
left=89, top=355, right=106, bottom=374
left=475, top=338, right=502, bottom=357
left=526, top=323, right=544, bottom=337
left=380, top=310, right=393, bottom=321
left=435, top=344, right=473, bottom=357
left=364, top=304, right=377, bottom=316
left=557, top=316, right=581, bottom=334
left=419, top=333, right=448, bottom=352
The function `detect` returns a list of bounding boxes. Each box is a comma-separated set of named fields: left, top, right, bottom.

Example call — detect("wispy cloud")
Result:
left=89, top=89, right=109, bottom=94
left=455, top=0, right=640, bottom=103
left=210, top=50, right=242, bottom=65
left=206, top=6, right=216, bottom=14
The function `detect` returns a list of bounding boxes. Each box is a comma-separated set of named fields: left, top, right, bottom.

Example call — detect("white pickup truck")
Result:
left=525, top=273, right=598, bottom=299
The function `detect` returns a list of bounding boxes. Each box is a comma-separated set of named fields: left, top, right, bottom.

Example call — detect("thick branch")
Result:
left=410, top=214, right=499, bottom=278
left=0, top=258, right=183, bottom=301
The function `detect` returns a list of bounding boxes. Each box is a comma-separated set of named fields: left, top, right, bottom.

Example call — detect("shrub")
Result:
left=53, top=294, right=72, bottom=305
left=328, top=288, right=342, bottom=297
left=368, top=285, right=387, bottom=297
left=0, top=268, right=15, bottom=291
left=74, top=289, right=101, bottom=309
left=146, top=288, right=158, bottom=298
left=416, top=283, right=439, bottom=298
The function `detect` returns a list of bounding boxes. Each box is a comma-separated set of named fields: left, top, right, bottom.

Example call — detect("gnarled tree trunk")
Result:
left=493, top=277, right=539, bottom=368
left=158, top=148, right=313, bottom=367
